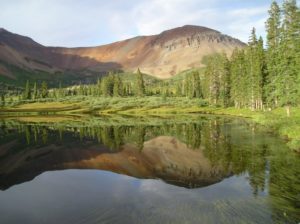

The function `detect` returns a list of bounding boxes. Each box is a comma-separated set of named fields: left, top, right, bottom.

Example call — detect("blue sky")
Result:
left=1, top=0, right=297, bottom=47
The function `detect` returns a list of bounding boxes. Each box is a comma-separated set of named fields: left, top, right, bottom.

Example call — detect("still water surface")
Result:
left=0, top=115, right=299, bottom=224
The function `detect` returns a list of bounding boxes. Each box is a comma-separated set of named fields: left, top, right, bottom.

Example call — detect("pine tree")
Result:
left=96, top=78, right=102, bottom=96
left=204, top=54, right=230, bottom=106
left=193, top=71, right=202, bottom=98
left=175, top=82, right=182, bottom=97
left=41, top=81, right=48, bottom=98
left=257, top=36, right=266, bottom=109
left=78, top=82, right=84, bottom=95
left=113, top=75, right=122, bottom=97
left=32, top=82, right=38, bottom=100
left=23, top=80, right=31, bottom=100
left=204, top=55, right=220, bottom=105
left=218, top=53, right=230, bottom=107
left=58, top=82, right=64, bottom=98
left=125, top=83, right=133, bottom=96
left=135, top=68, right=145, bottom=97
left=101, top=73, right=114, bottom=97
left=265, top=1, right=281, bottom=107
left=0, top=94, right=5, bottom=107
left=247, top=28, right=258, bottom=110
left=184, top=74, right=194, bottom=99
left=279, top=0, right=299, bottom=116
left=101, top=77, right=110, bottom=97
left=246, top=28, right=265, bottom=110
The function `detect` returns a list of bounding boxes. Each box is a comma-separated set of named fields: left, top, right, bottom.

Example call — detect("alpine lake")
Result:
left=0, top=114, right=299, bottom=224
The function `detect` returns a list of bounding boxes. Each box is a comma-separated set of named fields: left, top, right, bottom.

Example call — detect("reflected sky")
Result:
left=0, top=169, right=273, bottom=224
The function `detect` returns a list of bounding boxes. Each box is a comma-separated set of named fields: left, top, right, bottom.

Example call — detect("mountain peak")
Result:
left=160, top=25, right=218, bottom=35
left=156, top=25, right=219, bottom=40
left=0, top=28, right=8, bottom=33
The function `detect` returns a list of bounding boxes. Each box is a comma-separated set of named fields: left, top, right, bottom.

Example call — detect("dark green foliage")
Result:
left=135, top=68, right=145, bottom=97
left=101, top=72, right=114, bottom=97
left=41, top=81, right=48, bottom=98
left=96, top=78, right=102, bottom=96
left=277, top=0, right=300, bottom=114
left=32, top=82, right=38, bottom=100
left=202, top=0, right=300, bottom=115
left=230, top=49, right=247, bottom=108
left=113, top=75, right=123, bottom=97
left=58, top=82, right=65, bottom=98
left=264, top=0, right=300, bottom=115
left=183, top=71, right=203, bottom=99
left=193, top=71, right=202, bottom=98
left=265, top=1, right=281, bottom=107
left=203, top=53, right=230, bottom=106
left=23, top=80, right=31, bottom=100
left=246, top=28, right=265, bottom=110
left=0, top=94, right=5, bottom=107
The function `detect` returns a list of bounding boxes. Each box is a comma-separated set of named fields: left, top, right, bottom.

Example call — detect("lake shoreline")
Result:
left=0, top=98, right=299, bottom=152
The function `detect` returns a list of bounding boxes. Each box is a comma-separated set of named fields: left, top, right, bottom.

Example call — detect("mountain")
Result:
left=0, top=25, right=245, bottom=83
left=0, top=28, right=121, bottom=86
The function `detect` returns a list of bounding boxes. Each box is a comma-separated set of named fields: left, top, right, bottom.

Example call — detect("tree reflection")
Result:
left=0, top=117, right=298, bottom=222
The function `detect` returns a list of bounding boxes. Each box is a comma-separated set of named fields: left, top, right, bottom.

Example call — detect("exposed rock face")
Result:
left=0, top=25, right=245, bottom=79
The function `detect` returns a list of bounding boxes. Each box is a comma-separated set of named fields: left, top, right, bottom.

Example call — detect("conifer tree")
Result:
left=257, top=36, right=266, bottom=109
left=32, top=82, right=38, bottom=100
left=265, top=1, right=281, bottom=107
left=135, top=68, right=145, bottom=97
left=218, top=53, right=230, bottom=107
left=279, top=0, right=300, bottom=116
left=247, top=28, right=258, bottom=110
left=101, top=73, right=114, bottom=96
left=96, top=78, right=102, bottom=96
left=78, top=82, right=84, bottom=95
left=204, top=54, right=229, bottom=106
left=113, top=75, right=122, bottom=97
left=205, top=55, right=220, bottom=105
left=246, top=29, right=265, bottom=110
left=58, top=82, right=64, bottom=98
left=193, top=71, right=202, bottom=98
left=0, top=94, right=5, bottom=107
left=175, top=82, right=182, bottom=97
left=23, top=80, right=31, bottom=100
left=185, top=74, right=193, bottom=98
left=41, top=81, right=48, bottom=98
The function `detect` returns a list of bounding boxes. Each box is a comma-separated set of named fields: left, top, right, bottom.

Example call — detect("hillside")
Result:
left=0, top=25, right=245, bottom=84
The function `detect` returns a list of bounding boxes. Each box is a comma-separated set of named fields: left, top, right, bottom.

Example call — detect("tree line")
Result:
left=12, top=69, right=146, bottom=101
left=203, top=0, right=299, bottom=115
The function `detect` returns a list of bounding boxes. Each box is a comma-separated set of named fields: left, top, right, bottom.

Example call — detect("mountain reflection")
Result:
left=0, top=118, right=233, bottom=189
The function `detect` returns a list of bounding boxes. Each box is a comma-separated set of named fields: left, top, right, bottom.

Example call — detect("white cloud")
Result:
left=225, top=6, right=269, bottom=42
left=139, top=179, right=177, bottom=196
left=130, top=1, right=268, bottom=43
left=132, top=0, right=219, bottom=35
left=0, top=0, right=275, bottom=46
